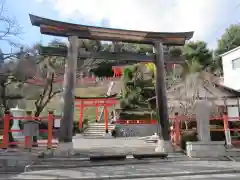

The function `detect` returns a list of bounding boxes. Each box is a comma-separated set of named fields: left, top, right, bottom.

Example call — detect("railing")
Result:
left=0, top=111, right=58, bottom=150
left=116, top=113, right=240, bottom=147
left=169, top=113, right=240, bottom=146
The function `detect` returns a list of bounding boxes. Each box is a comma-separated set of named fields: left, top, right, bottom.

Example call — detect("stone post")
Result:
left=186, top=100, right=226, bottom=158
left=195, top=100, right=211, bottom=142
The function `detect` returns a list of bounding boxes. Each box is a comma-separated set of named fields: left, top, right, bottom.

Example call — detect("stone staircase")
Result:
left=83, top=123, right=115, bottom=137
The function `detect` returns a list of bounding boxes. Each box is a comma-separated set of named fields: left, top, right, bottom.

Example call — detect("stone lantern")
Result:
left=10, top=106, right=25, bottom=141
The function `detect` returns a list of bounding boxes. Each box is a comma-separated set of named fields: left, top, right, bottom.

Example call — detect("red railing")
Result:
left=116, top=113, right=240, bottom=147
left=169, top=113, right=240, bottom=146
left=0, top=111, right=57, bottom=149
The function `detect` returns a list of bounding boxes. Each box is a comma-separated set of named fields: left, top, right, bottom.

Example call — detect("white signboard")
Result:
left=54, top=116, right=61, bottom=128
left=225, top=128, right=232, bottom=147
left=227, top=106, right=239, bottom=121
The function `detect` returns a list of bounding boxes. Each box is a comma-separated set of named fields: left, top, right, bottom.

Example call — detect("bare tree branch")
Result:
left=0, top=0, right=22, bottom=50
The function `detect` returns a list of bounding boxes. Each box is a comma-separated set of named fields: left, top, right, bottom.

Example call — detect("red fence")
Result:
left=2, top=111, right=240, bottom=149
left=116, top=114, right=240, bottom=147
left=0, top=111, right=57, bottom=149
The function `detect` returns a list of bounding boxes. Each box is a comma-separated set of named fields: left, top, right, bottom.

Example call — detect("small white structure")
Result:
left=221, top=46, right=240, bottom=90
left=220, top=46, right=240, bottom=119
left=10, top=106, right=25, bottom=141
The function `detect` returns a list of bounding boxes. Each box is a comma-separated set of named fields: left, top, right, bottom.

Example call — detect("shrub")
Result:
left=73, top=119, right=89, bottom=135
left=210, top=125, right=225, bottom=141
left=180, top=130, right=198, bottom=150
left=111, top=129, right=116, bottom=138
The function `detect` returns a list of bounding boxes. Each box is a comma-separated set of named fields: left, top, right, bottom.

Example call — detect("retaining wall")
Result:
left=115, top=124, right=157, bottom=137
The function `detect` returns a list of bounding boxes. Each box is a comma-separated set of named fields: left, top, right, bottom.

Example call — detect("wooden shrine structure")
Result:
left=29, top=14, right=194, bottom=143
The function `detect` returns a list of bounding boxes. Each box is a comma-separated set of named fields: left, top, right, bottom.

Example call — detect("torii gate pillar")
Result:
left=59, top=36, right=78, bottom=145
left=154, top=41, right=172, bottom=153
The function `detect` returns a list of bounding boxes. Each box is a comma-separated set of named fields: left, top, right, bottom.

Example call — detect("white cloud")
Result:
left=38, top=0, right=234, bottom=46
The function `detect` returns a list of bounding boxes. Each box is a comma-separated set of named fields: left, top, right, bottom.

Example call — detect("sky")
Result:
left=1, top=0, right=240, bottom=54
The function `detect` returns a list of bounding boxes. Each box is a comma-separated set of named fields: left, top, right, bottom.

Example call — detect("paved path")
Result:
left=13, top=161, right=240, bottom=179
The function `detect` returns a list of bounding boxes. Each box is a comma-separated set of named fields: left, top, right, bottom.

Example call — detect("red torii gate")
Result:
left=75, top=95, right=118, bottom=132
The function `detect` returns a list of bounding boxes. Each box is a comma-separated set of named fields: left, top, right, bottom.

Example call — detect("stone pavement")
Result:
left=13, top=161, right=240, bottom=179
left=122, top=174, right=240, bottom=179
left=0, top=148, right=44, bottom=173
left=0, top=173, right=20, bottom=179
left=72, top=137, right=158, bottom=149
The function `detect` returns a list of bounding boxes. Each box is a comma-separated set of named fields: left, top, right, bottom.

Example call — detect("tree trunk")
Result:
left=32, top=111, right=41, bottom=146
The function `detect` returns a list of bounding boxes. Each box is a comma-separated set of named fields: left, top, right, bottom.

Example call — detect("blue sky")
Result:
left=1, top=0, right=240, bottom=54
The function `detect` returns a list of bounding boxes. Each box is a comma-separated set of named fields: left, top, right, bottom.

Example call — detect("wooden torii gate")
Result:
left=29, top=14, right=194, bottom=149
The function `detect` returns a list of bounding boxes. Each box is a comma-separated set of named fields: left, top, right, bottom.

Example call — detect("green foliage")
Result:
left=216, top=24, right=240, bottom=55
left=121, top=43, right=153, bottom=54
left=119, top=111, right=157, bottom=120
left=181, top=58, right=203, bottom=78
left=120, top=64, right=145, bottom=110
left=214, top=24, right=240, bottom=71
left=183, top=41, right=212, bottom=68
left=90, top=62, right=114, bottom=77
left=73, top=118, right=89, bottom=134
left=180, top=130, right=198, bottom=150
left=169, top=46, right=182, bottom=57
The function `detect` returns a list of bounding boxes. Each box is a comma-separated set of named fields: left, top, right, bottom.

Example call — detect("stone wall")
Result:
left=115, top=124, right=157, bottom=137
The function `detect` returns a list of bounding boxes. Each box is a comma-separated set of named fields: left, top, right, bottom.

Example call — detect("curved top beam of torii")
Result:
left=29, top=14, right=194, bottom=45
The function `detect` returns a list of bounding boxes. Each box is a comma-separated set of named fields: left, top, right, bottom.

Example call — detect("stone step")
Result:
left=85, top=128, right=114, bottom=131
left=83, top=131, right=105, bottom=134
left=83, top=130, right=106, bottom=133
left=83, top=123, right=114, bottom=137
left=87, top=125, right=115, bottom=128
left=84, top=132, right=107, bottom=134
left=87, top=126, right=115, bottom=128
left=226, top=148, right=240, bottom=157
left=88, top=124, right=115, bottom=127
left=86, top=127, right=114, bottom=130
left=83, top=133, right=105, bottom=136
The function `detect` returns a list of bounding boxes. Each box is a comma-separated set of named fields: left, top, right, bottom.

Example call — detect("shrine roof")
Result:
left=29, top=14, right=194, bottom=45
left=75, top=94, right=118, bottom=100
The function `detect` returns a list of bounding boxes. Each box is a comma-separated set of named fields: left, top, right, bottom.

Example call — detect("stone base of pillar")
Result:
left=155, top=139, right=173, bottom=153
left=53, top=142, right=74, bottom=157
left=103, top=132, right=113, bottom=139
left=186, top=141, right=226, bottom=158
